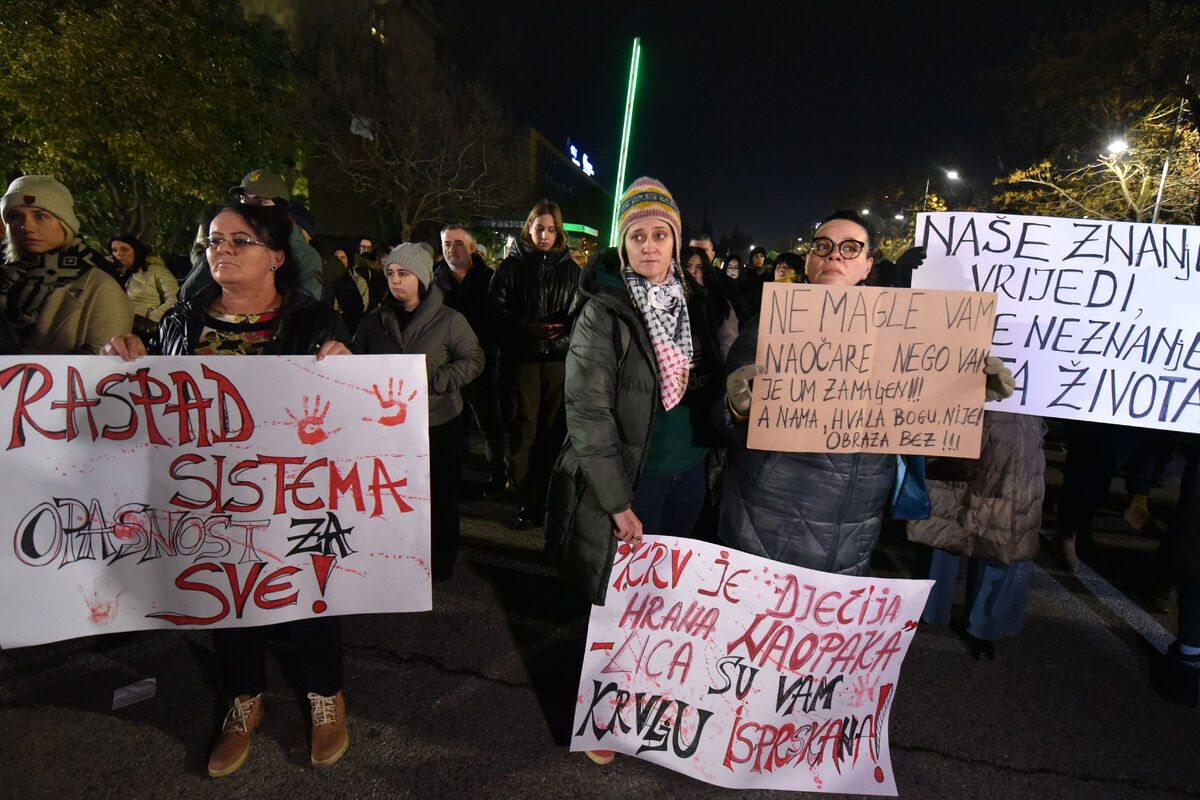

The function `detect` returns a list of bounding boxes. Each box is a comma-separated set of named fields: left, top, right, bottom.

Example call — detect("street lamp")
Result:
left=923, top=169, right=961, bottom=211
left=860, top=208, right=871, bottom=215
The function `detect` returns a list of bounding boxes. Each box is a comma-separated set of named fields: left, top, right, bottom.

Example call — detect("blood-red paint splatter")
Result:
left=312, top=600, right=327, bottom=613
left=83, top=583, right=124, bottom=625
left=874, top=766, right=884, bottom=783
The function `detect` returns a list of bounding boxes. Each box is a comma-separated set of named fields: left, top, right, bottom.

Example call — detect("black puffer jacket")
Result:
left=151, top=283, right=351, bottom=355
left=546, top=250, right=722, bottom=605
left=488, top=239, right=578, bottom=362
left=715, top=318, right=895, bottom=575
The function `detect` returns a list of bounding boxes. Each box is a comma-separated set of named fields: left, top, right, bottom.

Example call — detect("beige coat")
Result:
left=30, top=267, right=133, bottom=354
left=125, top=257, right=179, bottom=322
left=907, top=411, right=1048, bottom=564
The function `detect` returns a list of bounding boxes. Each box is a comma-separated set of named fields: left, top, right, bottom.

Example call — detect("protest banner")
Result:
left=572, top=536, right=931, bottom=795
left=747, top=282, right=997, bottom=456
left=915, top=211, right=1200, bottom=432
left=0, top=354, right=431, bottom=649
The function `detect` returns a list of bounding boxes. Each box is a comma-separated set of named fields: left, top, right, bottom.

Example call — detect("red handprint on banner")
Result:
left=286, top=395, right=341, bottom=444
left=367, top=378, right=419, bottom=426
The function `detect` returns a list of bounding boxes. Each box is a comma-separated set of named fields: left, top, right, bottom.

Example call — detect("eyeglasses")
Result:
left=202, top=236, right=273, bottom=251
left=236, top=192, right=275, bottom=207
left=810, top=237, right=866, bottom=259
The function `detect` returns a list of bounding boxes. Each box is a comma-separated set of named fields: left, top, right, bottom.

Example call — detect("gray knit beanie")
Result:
left=383, top=242, right=434, bottom=289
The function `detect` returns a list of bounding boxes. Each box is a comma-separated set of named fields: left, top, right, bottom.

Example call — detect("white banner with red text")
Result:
left=572, top=536, right=932, bottom=795
left=0, top=354, right=431, bottom=648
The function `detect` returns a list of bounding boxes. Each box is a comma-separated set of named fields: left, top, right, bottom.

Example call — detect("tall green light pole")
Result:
left=608, top=37, right=641, bottom=246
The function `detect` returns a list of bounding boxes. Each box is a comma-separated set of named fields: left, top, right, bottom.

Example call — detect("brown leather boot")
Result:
left=308, top=691, right=349, bottom=767
left=207, top=694, right=263, bottom=778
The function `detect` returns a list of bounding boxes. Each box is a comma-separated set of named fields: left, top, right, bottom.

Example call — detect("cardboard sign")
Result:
left=572, top=536, right=932, bottom=795
left=915, top=211, right=1200, bottom=431
left=0, top=355, right=431, bottom=649
left=747, top=283, right=996, bottom=456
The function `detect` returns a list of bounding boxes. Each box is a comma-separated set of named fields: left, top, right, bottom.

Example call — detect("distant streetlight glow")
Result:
left=923, top=168, right=962, bottom=211
left=860, top=208, right=870, bottom=215
left=894, top=213, right=905, bottom=220
left=1107, top=138, right=1129, bottom=155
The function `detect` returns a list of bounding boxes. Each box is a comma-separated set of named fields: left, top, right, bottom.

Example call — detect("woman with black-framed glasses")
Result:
left=715, top=209, right=1014, bottom=586
left=716, top=209, right=898, bottom=576
left=101, top=201, right=355, bottom=777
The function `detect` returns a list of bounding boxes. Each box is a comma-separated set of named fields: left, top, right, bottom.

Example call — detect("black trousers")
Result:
left=430, top=414, right=464, bottom=576
left=213, top=617, right=343, bottom=698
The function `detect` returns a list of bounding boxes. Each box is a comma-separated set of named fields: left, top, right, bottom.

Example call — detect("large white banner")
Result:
left=915, top=211, right=1200, bottom=431
left=572, top=536, right=932, bottom=795
left=0, top=355, right=431, bottom=648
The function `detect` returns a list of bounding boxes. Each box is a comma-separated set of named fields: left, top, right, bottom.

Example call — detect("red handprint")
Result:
left=367, top=378, right=418, bottom=426
left=286, top=395, right=341, bottom=444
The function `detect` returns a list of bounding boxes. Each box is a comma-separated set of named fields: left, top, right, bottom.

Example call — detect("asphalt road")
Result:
left=1, top=442, right=1196, bottom=799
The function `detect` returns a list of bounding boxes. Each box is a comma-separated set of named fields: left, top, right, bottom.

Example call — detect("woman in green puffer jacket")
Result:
left=546, top=178, right=722, bottom=607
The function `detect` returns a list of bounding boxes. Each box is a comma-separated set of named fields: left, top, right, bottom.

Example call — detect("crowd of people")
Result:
left=3, top=167, right=1198, bottom=778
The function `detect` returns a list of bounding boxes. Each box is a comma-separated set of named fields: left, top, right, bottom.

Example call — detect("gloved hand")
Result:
left=727, top=364, right=767, bottom=417
left=894, top=245, right=926, bottom=273
left=983, top=356, right=1015, bottom=401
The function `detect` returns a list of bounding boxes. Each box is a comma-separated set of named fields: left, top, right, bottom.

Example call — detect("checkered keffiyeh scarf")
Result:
left=623, top=262, right=694, bottom=410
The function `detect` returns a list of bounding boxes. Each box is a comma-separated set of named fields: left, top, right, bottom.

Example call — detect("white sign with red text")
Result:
left=0, top=354, right=430, bottom=648
left=573, top=536, right=932, bottom=795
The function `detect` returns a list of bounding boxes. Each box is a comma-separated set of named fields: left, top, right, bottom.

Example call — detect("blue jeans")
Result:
left=922, top=548, right=1031, bottom=641
left=632, top=460, right=707, bottom=537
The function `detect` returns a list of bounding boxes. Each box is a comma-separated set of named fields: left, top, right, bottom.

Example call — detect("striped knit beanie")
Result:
left=617, top=177, right=682, bottom=267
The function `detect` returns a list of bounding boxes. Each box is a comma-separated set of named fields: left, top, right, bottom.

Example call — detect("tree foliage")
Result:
left=301, top=24, right=525, bottom=241
left=995, top=103, right=1200, bottom=223
left=0, top=0, right=299, bottom=248
left=987, top=2, right=1200, bottom=224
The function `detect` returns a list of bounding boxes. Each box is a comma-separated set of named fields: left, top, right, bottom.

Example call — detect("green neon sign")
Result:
left=609, top=37, right=641, bottom=247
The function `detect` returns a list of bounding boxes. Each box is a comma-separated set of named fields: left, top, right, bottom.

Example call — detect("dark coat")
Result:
left=715, top=319, right=896, bottom=575
left=434, top=253, right=496, bottom=369
left=545, top=250, right=721, bottom=605
left=488, top=239, right=578, bottom=362
left=151, top=283, right=350, bottom=356
left=354, top=286, right=484, bottom=426
left=1173, top=440, right=1200, bottom=583
left=907, top=411, right=1047, bottom=564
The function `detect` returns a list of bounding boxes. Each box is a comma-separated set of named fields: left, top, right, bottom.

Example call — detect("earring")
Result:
left=270, top=265, right=277, bottom=271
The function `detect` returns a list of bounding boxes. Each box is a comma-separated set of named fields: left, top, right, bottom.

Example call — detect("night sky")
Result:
left=445, top=1, right=1092, bottom=251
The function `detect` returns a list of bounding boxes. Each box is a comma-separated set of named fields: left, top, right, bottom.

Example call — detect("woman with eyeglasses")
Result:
left=716, top=210, right=897, bottom=575
left=716, top=210, right=1014, bottom=579
left=101, top=202, right=354, bottom=777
